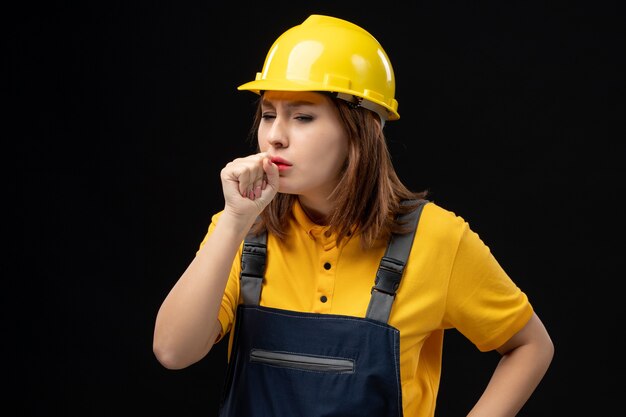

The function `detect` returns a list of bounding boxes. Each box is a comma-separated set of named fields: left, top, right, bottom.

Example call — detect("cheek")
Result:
left=327, top=139, right=349, bottom=169
left=310, top=145, right=347, bottom=181
left=257, top=125, right=270, bottom=150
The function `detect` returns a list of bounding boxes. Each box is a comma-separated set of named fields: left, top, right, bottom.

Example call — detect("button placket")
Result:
left=316, top=250, right=337, bottom=311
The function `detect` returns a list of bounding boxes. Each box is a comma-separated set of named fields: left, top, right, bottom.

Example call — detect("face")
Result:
left=258, top=91, right=349, bottom=201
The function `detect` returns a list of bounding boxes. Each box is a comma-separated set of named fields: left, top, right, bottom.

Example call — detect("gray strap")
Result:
left=240, top=230, right=267, bottom=306
left=365, top=200, right=428, bottom=323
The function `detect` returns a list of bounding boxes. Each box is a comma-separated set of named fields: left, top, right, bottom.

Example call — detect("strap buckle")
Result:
left=241, top=242, right=267, bottom=279
left=371, top=256, right=405, bottom=296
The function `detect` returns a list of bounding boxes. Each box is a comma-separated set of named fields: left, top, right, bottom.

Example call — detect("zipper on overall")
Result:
left=250, top=348, right=354, bottom=373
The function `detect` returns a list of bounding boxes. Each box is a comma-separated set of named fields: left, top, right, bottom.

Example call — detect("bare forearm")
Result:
left=153, top=212, right=255, bottom=369
left=154, top=153, right=278, bottom=369
left=467, top=314, right=554, bottom=416
left=468, top=345, right=552, bottom=416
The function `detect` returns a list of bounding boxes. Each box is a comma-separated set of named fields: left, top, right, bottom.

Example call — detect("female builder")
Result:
left=153, top=14, right=554, bottom=417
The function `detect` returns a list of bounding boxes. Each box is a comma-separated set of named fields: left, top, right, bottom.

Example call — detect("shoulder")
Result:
left=418, top=201, right=470, bottom=240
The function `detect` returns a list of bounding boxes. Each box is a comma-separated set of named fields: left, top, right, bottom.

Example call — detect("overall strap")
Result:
left=365, top=199, right=428, bottom=323
left=240, top=229, right=268, bottom=306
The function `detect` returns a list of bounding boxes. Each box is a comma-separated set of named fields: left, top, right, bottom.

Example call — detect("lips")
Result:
left=270, top=156, right=292, bottom=167
left=270, top=156, right=292, bottom=173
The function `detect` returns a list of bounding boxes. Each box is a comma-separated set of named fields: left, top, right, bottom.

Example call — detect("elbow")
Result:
left=532, top=333, right=555, bottom=384
left=543, top=333, right=555, bottom=368
left=153, top=337, right=203, bottom=370
left=153, top=336, right=213, bottom=370
left=533, top=321, right=556, bottom=374
left=152, top=320, right=220, bottom=369
left=535, top=316, right=555, bottom=369
left=497, top=312, right=555, bottom=372
left=526, top=320, right=555, bottom=376
left=153, top=342, right=187, bottom=370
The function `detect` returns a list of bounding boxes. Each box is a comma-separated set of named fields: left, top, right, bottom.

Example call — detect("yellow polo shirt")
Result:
left=199, top=200, right=533, bottom=417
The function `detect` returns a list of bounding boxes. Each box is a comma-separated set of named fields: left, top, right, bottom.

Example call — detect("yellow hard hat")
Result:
left=238, top=14, right=400, bottom=121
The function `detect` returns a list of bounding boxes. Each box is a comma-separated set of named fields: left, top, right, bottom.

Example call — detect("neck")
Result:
left=298, top=196, right=332, bottom=225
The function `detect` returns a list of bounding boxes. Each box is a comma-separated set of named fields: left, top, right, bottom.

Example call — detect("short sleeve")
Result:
left=443, top=223, right=534, bottom=351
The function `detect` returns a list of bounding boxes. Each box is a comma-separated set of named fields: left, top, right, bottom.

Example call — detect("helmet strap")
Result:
left=334, top=92, right=387, bottom=128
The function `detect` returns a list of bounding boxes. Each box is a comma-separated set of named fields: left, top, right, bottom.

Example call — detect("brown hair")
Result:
left=249, top=94, right=428, bottom=248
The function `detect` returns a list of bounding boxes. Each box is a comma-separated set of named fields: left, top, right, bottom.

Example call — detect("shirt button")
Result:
left=323, top=262, right=331, bottom=270
left=320, top=295, right=328, bottom=303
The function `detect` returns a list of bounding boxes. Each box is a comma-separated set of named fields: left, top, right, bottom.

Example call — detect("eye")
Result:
left=294, top=115, right=313, bottom=122
left=261, top=112, right=276, bottom=121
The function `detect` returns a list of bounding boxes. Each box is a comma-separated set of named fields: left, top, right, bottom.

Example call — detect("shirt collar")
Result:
left=292, top=199, right=356, bottom=251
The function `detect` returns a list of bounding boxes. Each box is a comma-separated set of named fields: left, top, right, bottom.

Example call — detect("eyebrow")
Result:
left=260, top=98, right=320, bottom=109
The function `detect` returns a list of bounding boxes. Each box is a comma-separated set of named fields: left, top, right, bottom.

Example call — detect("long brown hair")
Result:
left=249, top=94, right=428, bottom=248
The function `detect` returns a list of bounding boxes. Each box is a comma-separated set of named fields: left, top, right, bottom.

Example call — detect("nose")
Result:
left=265, top=117, right=288, bottom=149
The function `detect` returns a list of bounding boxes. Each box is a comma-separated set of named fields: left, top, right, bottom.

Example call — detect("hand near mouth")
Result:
left=220, top=152, right=280, bottom=220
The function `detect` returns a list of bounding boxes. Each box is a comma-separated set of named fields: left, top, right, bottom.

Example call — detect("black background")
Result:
left=9, top=1, right=623, bottom=416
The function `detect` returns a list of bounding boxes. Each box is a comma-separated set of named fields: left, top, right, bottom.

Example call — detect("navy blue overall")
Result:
left=218, top=200, right=427, bottom=417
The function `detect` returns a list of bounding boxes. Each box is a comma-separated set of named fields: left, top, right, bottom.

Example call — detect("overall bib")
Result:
left=218, top=200, right=427, bottom=417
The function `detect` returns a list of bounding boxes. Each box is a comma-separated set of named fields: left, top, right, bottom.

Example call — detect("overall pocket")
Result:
left=249, top=348, right=354, bottom=373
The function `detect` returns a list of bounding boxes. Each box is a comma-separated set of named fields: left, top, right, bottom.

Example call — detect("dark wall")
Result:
left=11, top=1, right=623, bottom=416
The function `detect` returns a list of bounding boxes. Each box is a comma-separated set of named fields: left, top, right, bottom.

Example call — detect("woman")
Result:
left=153, top=14, right=554, bottom=417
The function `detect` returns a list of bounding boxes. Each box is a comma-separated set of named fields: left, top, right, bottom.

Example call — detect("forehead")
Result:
left=261, top=91, right=332, bottom=107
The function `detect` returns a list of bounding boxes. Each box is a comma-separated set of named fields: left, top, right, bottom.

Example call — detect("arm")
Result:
left=152, top=154, right=278, bottom=370
left=467, top=312, right=554, bottom=417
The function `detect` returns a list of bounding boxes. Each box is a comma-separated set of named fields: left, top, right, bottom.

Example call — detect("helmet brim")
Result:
left=237, top=79, right=400, bottom=121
